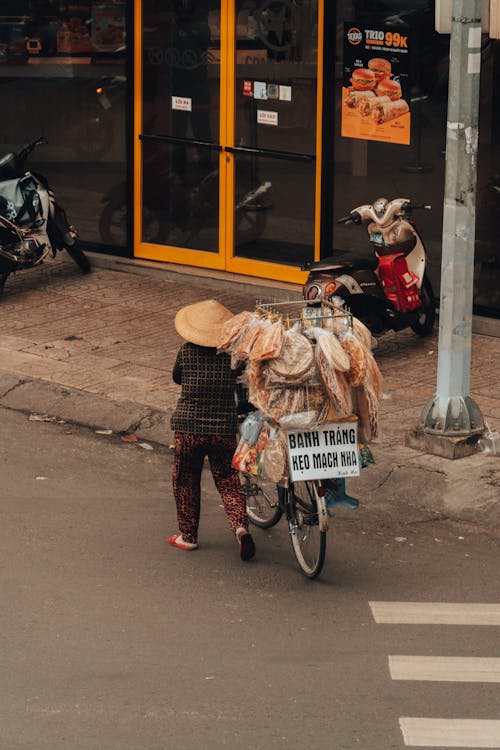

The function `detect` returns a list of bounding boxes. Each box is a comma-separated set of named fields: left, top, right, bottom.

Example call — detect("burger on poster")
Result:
left=375, top=77, right=402, bottom=100
left=367, top=58, right=392, bottom=81
left=349, top=67, right=376, bottom=91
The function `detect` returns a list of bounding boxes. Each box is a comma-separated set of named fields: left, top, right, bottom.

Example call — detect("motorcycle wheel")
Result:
left=410, top=275, right=436, bottom=337
left=66, top=243, right=92, bottom=274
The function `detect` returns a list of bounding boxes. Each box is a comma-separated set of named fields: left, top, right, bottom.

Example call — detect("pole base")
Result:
left=420, top=395, right=485, bottom=436
left=405, top=425, right=482, bottom=459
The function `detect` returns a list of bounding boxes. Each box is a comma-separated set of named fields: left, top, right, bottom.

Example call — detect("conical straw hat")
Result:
left=174, top=299, right=234, bottom=347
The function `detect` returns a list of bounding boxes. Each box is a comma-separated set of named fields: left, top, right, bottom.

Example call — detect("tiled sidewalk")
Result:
left=1, top=254, right=498, bottom=445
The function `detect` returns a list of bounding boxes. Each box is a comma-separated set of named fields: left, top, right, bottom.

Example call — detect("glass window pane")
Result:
left=235, top=0, right=318, bottom=155
left=141, top=139, right=219, bottom=252
left=474, top=38, right=500, bottom=317
left=234, top=153, right=315, bottom=265
left=0, top=1, right=128, bottom=249
left=332, top=1, right=448, bottom=299
left=142, top=1, right=220, bottom=143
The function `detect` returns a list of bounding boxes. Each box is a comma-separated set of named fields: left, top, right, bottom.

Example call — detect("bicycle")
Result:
left=235, top=299, right=364, bottom=580
left=241, top=472, right=329, bottom=579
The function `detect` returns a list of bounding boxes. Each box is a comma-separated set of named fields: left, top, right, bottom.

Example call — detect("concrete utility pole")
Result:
left=416, top=0, right=486, bottom=457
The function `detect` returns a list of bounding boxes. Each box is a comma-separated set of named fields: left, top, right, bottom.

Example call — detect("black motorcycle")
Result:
left=0, top=137, right=91, bottom=296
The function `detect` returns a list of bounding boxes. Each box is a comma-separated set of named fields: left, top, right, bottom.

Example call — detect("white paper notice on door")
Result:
left=257, top=109, right=278, bottom=126
left=253, top=81, right=267, bottom=100
left=279, top=85, right=292, bottom=101
left=172, top=96, right=192, bottom=112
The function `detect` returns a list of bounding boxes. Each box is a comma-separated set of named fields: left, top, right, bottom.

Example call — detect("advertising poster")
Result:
left=341, top=23, right=411, bottom=146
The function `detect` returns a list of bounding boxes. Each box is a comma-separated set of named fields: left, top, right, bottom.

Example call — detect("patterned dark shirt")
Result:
left=170, top=343, right=239, bottom=435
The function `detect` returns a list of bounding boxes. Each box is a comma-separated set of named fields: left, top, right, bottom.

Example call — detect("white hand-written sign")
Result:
left=286, top=421, right=360, bottom=481
left=257, top=109, right=278, bottom=126
left=172, top=96, right=192, bottom=112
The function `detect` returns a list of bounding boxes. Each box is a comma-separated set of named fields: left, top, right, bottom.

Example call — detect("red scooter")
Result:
left=302, top=197, right=436, bottom=337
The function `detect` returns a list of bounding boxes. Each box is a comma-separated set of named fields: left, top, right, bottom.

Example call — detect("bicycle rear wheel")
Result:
left=287, top=480, right=326, bottom=579
left=241, top=473, right=282, bottom=528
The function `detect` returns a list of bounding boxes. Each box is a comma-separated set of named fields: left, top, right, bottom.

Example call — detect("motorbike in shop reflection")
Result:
left=0, top=137, right=91, bottom=297
left=99, top=153, right=273, bottom=248
left=302, top=197, right=436, bottom=337
left=73, top=75, right=126, bottom=161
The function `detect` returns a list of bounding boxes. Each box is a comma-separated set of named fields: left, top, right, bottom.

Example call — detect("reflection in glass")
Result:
left=474, top=38, right=500, bottom=317
left=332, top=0, right=449, bottom=298
left=141, top=139, right=219, bottom=252
left=235, top=0, right=318, bottom=155
left=234, top=153, right=315, bottom=265
left=142, top=0, right=220, bottom=144
left=0, top=2, right=127, bottom=249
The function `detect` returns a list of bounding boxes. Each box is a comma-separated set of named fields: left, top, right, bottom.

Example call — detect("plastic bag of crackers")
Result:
left=219, top=301, right=383, bottom=481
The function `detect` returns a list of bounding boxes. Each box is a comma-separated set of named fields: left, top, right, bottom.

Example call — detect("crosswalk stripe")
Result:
left=399, top=718, right=500, bottom=747
left=389, top=656, right=500, bottom=682
left=369, top=601, right=500, bottom=625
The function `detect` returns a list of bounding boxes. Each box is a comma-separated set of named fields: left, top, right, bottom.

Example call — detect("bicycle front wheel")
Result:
left=241, top=473, right=282, bottom=529
left=287, top=481, right=326, bottom=579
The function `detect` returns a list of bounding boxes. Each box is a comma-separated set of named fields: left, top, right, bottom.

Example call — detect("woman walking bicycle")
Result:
left=168, top=299, right=256, bottom=561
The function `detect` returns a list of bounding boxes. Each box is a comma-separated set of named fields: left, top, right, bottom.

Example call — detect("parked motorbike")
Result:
left=302, top=197, right=436, bottom=337
left=99, top=157, right=272, bottom=248
left=0, top=137, right=91, bottom=297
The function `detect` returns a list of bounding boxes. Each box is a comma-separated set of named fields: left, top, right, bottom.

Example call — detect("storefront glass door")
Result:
left=137, top=0, right=222, bottom=263
left=229, top=0, right=319, bottom=271
left=135, top=1, right=321, bottom=282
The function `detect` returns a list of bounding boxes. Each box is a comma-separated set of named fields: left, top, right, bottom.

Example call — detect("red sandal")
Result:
left=167, top=534, right=198, bottom=551
left=236, top=529, right=255, bottom=561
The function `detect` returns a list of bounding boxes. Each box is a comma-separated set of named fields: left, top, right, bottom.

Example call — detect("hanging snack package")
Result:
left=364, top=349, right=384, bottom=399
left=218, top=310, right=256, bottom=350
left=266, top=328, right=314, bottom=386
left=233, top=317, right=266, bottom=359
left=341, top=330, right=368, bottom=387
left=312, top=327, right=352, bottom=417
left=313, top=326, right=350, bottom=372
left=246, top=360, right=271, bottom=414
left=277, top=384, right=330, bottom=430
left=352, top=316, right=377, bottom=351
left=262, top=430, right=289, bottom=483
left=232, top=412, right=271, bottom=475
left=239, top=410, right=265, bottom=444
left=352, top=382, right=379, bottom=442
left=248, top=319, right=284, bottom=361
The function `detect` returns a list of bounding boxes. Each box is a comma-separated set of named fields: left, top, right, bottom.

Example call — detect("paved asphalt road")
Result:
left=1, top=406, right=499, bottom=750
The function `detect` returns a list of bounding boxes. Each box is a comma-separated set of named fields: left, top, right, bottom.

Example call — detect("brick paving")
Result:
left=2, top=254, right=499, bottom=446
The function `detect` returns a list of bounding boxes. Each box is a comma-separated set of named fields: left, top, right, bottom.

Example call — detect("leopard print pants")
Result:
left=172, top=432, right=248, bottom=545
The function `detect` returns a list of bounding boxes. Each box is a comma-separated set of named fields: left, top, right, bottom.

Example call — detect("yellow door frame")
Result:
left=133, top=0, right=323, bottom=285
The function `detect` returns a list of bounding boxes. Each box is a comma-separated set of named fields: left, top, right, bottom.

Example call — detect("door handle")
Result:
left=224, top=145, right=315, bottom=162
left=139, top=134, right=223, bottom=151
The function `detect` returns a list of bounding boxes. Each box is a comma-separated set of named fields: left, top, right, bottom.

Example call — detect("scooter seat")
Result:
left=303, top=254, right=378, bottom=272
